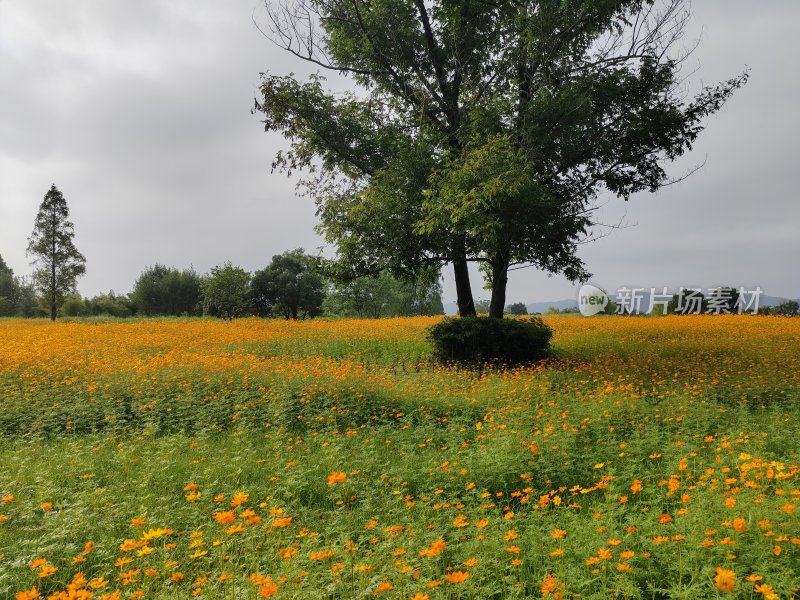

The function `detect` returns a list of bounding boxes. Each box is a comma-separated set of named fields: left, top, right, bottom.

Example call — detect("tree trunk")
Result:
left=453, top=257, right=476, bottom=317
left=51, top=208, right=57, bottom=321
left=488, top=250, right=510, bottom=319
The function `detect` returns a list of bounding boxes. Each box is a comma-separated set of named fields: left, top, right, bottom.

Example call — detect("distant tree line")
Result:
left=0, top=248, right=445, bottom=320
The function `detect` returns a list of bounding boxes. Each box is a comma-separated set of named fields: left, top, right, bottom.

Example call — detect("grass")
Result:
left=0, top=315, right=798, bottom=599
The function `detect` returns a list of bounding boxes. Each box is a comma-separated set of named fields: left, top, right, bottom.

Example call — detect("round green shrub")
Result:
left=428, top=316, right=553, bottom=364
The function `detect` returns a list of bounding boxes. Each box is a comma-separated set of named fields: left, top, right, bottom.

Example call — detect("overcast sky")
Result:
left=1, top=0, right=798, bottom=305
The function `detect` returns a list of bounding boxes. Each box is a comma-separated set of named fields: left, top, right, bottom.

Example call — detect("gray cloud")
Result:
left=0, top=0, right=797, bottom=304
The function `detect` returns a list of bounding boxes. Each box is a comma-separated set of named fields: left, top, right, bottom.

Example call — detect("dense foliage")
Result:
left=130, top=265, right=202, bottom=316
left=251, top=249, right=325, bottom=319
left=428, top=316, right=553, bottom=364
left=201, top=262, right=252, bottom=320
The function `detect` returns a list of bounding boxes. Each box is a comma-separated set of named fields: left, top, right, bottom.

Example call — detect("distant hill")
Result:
left=526, top=299, right=578, bottom=314
left=443, top=293, right=796, bottom=316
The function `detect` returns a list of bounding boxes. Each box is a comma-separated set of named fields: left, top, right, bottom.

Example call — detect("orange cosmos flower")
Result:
left=272, top=516, right=293, bottom=528
left=541, top=573, right=563, bottom=598
left=444, top=571, right=469, bottom=584
left=419, top=540, right=446, bottom=558
left=452, top=514, right=470, bottom=528
left=373, top=582, right=393, bottom=594
left=213, top=510, right=236, bottom=525
left=16, top=588, right=39, bottom=600
left=714, top=567, right=736, bottom=593
left=327, top=472, right=347, bottom=485
left=230, top=492, right=249, bottom=507
left=259, top=579, right=279, bottom=597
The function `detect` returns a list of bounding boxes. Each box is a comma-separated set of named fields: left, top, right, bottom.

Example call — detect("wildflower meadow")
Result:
left=0, top=316, right=797, bottom=599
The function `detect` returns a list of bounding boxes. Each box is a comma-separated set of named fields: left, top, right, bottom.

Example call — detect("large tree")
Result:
left=257, top=0, right=747, bottom=318
left=252, top=249, right=325, bottom=319
left=131, top=264, right=203, bottom=316
left=27, top=185, right=86, bottom=320
left=202, top=262, right=252, bottom=320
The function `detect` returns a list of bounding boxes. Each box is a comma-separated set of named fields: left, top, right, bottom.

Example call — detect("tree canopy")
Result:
left=27, top=185, right=86, bottom=320
left=251, top=249, right=325, bottom=319
left=257, top=0, right=747, bottom=318
left=131, top=265, right=203, bottom=316
left=202, top=262, right=252, bottom=321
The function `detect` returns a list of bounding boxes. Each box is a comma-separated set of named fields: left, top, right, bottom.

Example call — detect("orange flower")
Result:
left=444, top=571, right=469, bottom=584
left=541, top=573, right=563, bottom=598
left=327, top=472, right=347, bottom=485
left=732, top=518, right=746, bottom=533
left=373, top=582, right=393, bottom=594
left=213, top=510, right=236, bottom=525
left=419, top=540, right=446, bottom=558
left=272, top=516, right=293, bottom=528
left=258, top=578, right=279, bottom=597
left=16, top=588, right=39, bottom=600
left=714, top=567, right=736, bottom=593
left=452, top=514, right=470, bottom=528
left=230, top=492, right=249, bottom=507
left=551, top=528, right=566, bottom=539
left=37, top=565, right=58, bottom=578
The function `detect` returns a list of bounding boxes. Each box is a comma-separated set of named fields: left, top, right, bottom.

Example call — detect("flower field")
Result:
left=0, top=316, right=798, bottom=599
